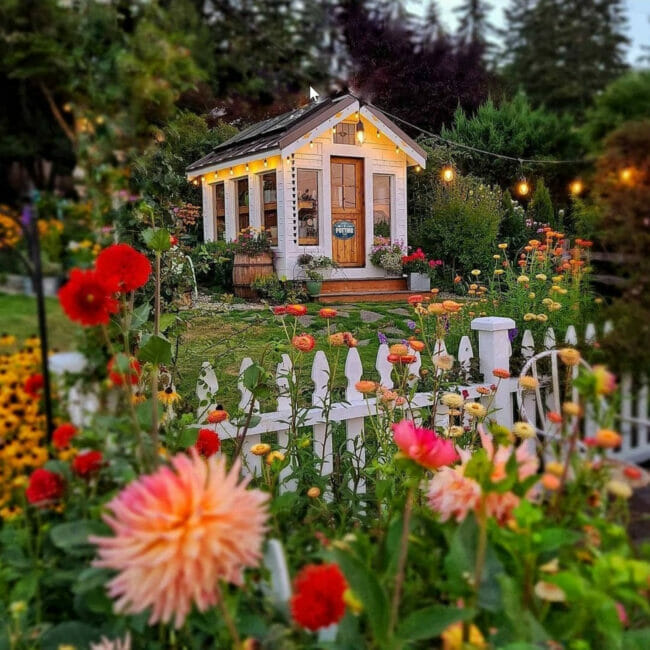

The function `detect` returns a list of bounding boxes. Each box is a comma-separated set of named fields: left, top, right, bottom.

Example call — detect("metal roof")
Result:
left=186, top=94, right=426, bottom=173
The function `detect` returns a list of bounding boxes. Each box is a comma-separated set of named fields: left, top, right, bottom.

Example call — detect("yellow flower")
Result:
left=441, top=622, right=486, bottom=649
left=470, top=269, right=481, bottom=276
left=464, top=401, right=487, bottom=418
left=528, top=292, right=536, bottom=299
left=265, top=450, right=285, bottom=466
left=542, top=297, right=553, bottom=306
left=536, top=314, right=548, bottom=322
left=552, top=275, right=563, bottom=283
left=307, top=486, right=321, bottom=498
left=519, top=376, right=539, bottom=391
left=606, top=480, right=632, bottom=499
left=558, top=348, right=581, bottom=366
left=535, top=273, right=547, bottom=281
left=440, top=392, right=464, bottom=409
left=493, top=254, right=501, bottom=260
left=343, top=589, right=364, bottom=615
left=523, top=312, right=536, bottom=321
left=550, top=284, right=562, bottom=292
left=0, top=334, right=16, bottom=346
left=433, top=354, right=454, bottom=371
left=445, top=425, right=465, bottom=438
left=498, top=243, right=508, bottom=249
left=562, top=401, right=582, bottom=416
left=251, top=443, right=271, bottom=456
left=545, top=461, right=564, bottom=477
left=517, top=275, right=530, bottom=283
left=539, top=558, right=560, bottom=574
left=512, top=421, right=535, bottom=439
left=158, top=387, right=180, bottom=406
left=9, top=600, right=27, bottom=617
left=548, top=301, right=562, bottom=311
left=494, top=269, right=504, bottom=276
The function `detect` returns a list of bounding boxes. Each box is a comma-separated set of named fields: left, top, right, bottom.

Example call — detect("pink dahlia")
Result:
left=392, top=419, right=459, bottom=470
left=90, top=450, right=268, bottom=628
left=427, top=466, right=481, bottom=522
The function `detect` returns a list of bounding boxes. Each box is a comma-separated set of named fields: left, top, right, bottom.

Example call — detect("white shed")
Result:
left=186, top=93, right=426, bottom=285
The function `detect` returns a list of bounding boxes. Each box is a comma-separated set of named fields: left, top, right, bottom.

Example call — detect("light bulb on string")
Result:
left=569, top=179, right=584, bottom=196
left=263, top=158, right=268, bottom=168
left=516, top=178, right=530, bottom=197
left=356, top=119, right=365, bottom=144
left=619, top=167, right=635, bottom=185
left=376, top=129, right=381, bottom=139
left=441, top=165, right=455, bottom=183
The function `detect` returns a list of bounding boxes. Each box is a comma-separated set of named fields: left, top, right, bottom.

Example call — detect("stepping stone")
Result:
left=359, top=310, right=383, bottom=323
left=357, top=339, right=371, bottom=347
left=297, top=315, right=315, bottom=327
left=388, top=308, right=410, bottom=316
left=384, top=326, right=406, bottom=336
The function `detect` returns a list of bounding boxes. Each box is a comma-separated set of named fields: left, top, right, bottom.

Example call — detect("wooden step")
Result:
left=316, top=290, right=419, bottom=304
left=319, top=277, right=406, bottom=294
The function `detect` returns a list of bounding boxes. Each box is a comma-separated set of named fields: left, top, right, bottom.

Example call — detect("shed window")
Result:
left=333, top=122, right=356, bottom=145
left=297, top=169, right=319, bottom=245
left=214, top=182, right=225, bottom=240
left=373, top=174, right=392, bottom=238
left=260, top=172, right=278, bottom=246
left=237, top=178, right=249, bottom=232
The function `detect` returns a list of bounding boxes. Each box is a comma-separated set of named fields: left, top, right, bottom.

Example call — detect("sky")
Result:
left=407, top=0, right=648, bottom=65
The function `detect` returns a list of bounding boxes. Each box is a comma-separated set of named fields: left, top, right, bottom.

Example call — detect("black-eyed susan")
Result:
left=157, top=386, right=180, bottom=406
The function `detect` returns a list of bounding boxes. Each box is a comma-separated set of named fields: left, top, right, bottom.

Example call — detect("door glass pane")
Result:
left=237, top=178, right=249, bottom=232
left=343, top=163, right=356, bottom=208
left=298, top=169, right=318, bottom=245
left=373, top=174, right=391, bottom=239
left=260, top=172, right=277, bottom=245
left=331, top=162, right=342, bottom=209
left=214, top=183, right=225, bottom=241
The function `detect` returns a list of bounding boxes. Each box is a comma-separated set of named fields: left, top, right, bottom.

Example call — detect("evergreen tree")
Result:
left=528, top=178, right=555, bottom=229
left=502, top=0, right=629, bottom=116
left=454, top=0, right=495, bottom=52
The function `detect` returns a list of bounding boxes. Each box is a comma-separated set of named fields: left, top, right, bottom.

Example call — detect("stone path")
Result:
left=359, top=309, right=384, bottom=323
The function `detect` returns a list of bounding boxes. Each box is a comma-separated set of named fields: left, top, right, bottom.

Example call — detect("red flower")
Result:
left=107, top=356, right=141, bottom=386
left=73, top=450, right=103, bottom=477
left=52, top=423, right=77, bottom=449
left=95, top=244, right=152, bottom=292
left=194, top=428, right=221, bottom=457
left=319, top=308, right=337, bottom=318
left=292, top=334, right=316, bottom=352
left=547, top=411, right=563, bottom=424
left=273, top=306, right=287, bottom=316
left=290, top=564, right=347, bottom=631
left=287, top=304, right=307, bottom=317
left=58, top=269, right=119, bottom=326
left=23, top=373, right=44, bottom=398
left=206, top=409, right=228, bottom=424
left=169, top=235, right=179, bottom=247
left=26, top=468, right=64, bottom=504
left=407, top=294, right=423, bottom=305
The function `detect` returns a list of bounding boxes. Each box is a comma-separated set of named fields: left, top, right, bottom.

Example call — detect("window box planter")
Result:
left=407, top=272, right=430, bottom=292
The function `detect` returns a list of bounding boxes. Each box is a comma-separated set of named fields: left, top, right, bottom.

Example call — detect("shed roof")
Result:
left=186, top=94, right=426, bottom=174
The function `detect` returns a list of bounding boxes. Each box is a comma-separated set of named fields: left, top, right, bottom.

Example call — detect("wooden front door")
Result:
left=330, top=157, right=365, bottom=267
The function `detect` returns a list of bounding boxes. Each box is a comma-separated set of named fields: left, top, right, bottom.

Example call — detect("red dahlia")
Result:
left=58, top=269, right=119, bottom=326
left=52, top=423, right=77, bottom=449
left=95, top=244, right=152, bottom=292
left=194, top=428, right=221, bottom=457
left=26, top=468, right=65, bottom=504
left=73, top=450, right=103, bottom=477
left=107, top=356, right=141, bottom=386
left=290, top=563, right=347, bottom=631
left=23, top=373, right=44, bottom=398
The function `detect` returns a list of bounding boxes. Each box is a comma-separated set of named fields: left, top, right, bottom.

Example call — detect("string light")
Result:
left=415, top=165, right=421, bottom=173
left=516, top=178, right=530, bottom=197
left=395, top=145, right=400, bottom=154
left=191, top=178, right=199, bottom=186
left=356, top=119, right=365, bottom=144
left=332, top=125, right=336, bottom=133
left=620, top=167, right=635, bottom=185
left=245, top=163, right=249, bottom=172
left=263, top=158, right=268, bottom=167
left=376, top=129, right=381, bottom=138
left=441, top=165, right=455, bottom=183
left=309, top=141, right=314, bottom=148
left=229, top=168, right=234, bottom=175
left=569, top=179, right=584, bottom=195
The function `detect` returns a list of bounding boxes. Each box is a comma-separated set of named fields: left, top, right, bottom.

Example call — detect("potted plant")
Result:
left=369, top=237, right=406, bottom=276
left=232, top=227, right=273, bottom=299
left=298, top=254, right=338, bottom=296
left=402, top=247, right=433, bottom=291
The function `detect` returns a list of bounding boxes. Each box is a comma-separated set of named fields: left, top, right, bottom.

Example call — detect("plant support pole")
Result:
left=24, top=200, right=54, bottom=441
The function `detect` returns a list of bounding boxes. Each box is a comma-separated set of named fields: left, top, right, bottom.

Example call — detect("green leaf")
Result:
left=623, top=628, right=650, bottom=650
left=40, top=622, right=100, bottom=650
left=396, top=605, right=474, bottom=641
left=130, top=303, right=151, bottom=330
left=242, top=362, right=263, bottom=391
left=142, top=227, right=171, bottom=252
left=159, top=312, right=177, bottom=332
left=178, top=426, right=199, bottom=449
left=331, top=548, right=390, bottom=644
left=50, top=520, right=110, bottom=553
left=138, top=334, right=172, bottom=365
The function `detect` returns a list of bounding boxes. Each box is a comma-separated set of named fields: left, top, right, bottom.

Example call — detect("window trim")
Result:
left=213, top=181, right=226, bottom=241
left=258, top=170, right=278, bottom=246
left=235, top=176, right=250, bottom=233
left=297, top=167, right=321, bottom=247
left=372, top=173, right=395, bottom=241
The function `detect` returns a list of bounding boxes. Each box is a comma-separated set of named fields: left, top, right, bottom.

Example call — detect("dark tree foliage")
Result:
left=336, top=0, right=491, bottom=133
left=502, top=0, right=629, bottom=116
left=454, top=0, right=496, bottom=52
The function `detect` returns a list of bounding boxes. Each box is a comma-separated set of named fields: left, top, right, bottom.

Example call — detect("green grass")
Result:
left=0, top=292, right=80, bottom=350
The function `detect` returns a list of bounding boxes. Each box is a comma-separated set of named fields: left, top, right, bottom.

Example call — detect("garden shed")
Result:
left=186, top=94, right=426, bottom=295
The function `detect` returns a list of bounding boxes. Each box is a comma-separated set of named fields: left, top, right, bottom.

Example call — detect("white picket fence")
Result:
left=196, top=316, right=650, bottom=479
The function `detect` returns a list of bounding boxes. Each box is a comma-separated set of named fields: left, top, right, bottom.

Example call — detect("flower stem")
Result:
left=215, top=582, right=241, bottom=647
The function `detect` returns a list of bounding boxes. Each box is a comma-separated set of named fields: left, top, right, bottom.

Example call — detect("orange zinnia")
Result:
left=292, top=334, right=316, bottom=352
left=595, top=429, right=622, bottom=449
left=355, top=380, right=377, bottom=394
left=492, top=368, right=510, bottom=379
left=409, top=340, right=425, bottom=352
left=207, top=409, right=228, bottom=424
left=442, top=300, right=461, bottom=313
left=318, top=308, right=337, bottom=318
left=287, top=304, right=307, bottom=316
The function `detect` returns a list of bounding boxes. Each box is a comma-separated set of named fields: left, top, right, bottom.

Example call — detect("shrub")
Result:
left=190, top=241, right=235, bottom=291
left=252, top=274, right=307, bottom=304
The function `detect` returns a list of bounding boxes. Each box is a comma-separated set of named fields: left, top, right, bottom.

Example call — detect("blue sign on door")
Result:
left=333, top=220, right=355, bottom=240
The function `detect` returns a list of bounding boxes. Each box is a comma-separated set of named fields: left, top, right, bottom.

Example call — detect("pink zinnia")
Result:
left=90, top=451, right=268, bottom=628
left=392, top=420, right=459, bottom=470
left=427, top=466, right=481, bottom=522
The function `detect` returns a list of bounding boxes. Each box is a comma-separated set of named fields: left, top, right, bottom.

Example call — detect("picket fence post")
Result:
left=471, top=317, right=515, bottom=429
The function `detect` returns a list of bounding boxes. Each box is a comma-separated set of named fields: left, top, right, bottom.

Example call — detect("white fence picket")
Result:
left=376, top=343, right=393, bottom=388
left=311, top=352, right=333, bottom=477
left=196, top=361, right=218, bottom=422
left=345, top=347, right=363, bottom=402
left=457, top=335, right=474, bottom=380
left=276, top=354, right=293, bottom=410
left=238, top=357, right=259, bottom=412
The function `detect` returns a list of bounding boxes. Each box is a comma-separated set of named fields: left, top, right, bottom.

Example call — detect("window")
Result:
left=373, top=174, right=392, bottom=238
left=333, top=122, right=356, bottom=145
left=297, top=169, right=319, bottom=245
left=236, top=178, right=249, bottom=232
left=260, top=172, right=278, bottom=246
left=214, top=183, right=225, bottom=240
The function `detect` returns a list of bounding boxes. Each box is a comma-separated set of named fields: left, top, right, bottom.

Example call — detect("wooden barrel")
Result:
left=232, top=252, right=274, bottom=299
